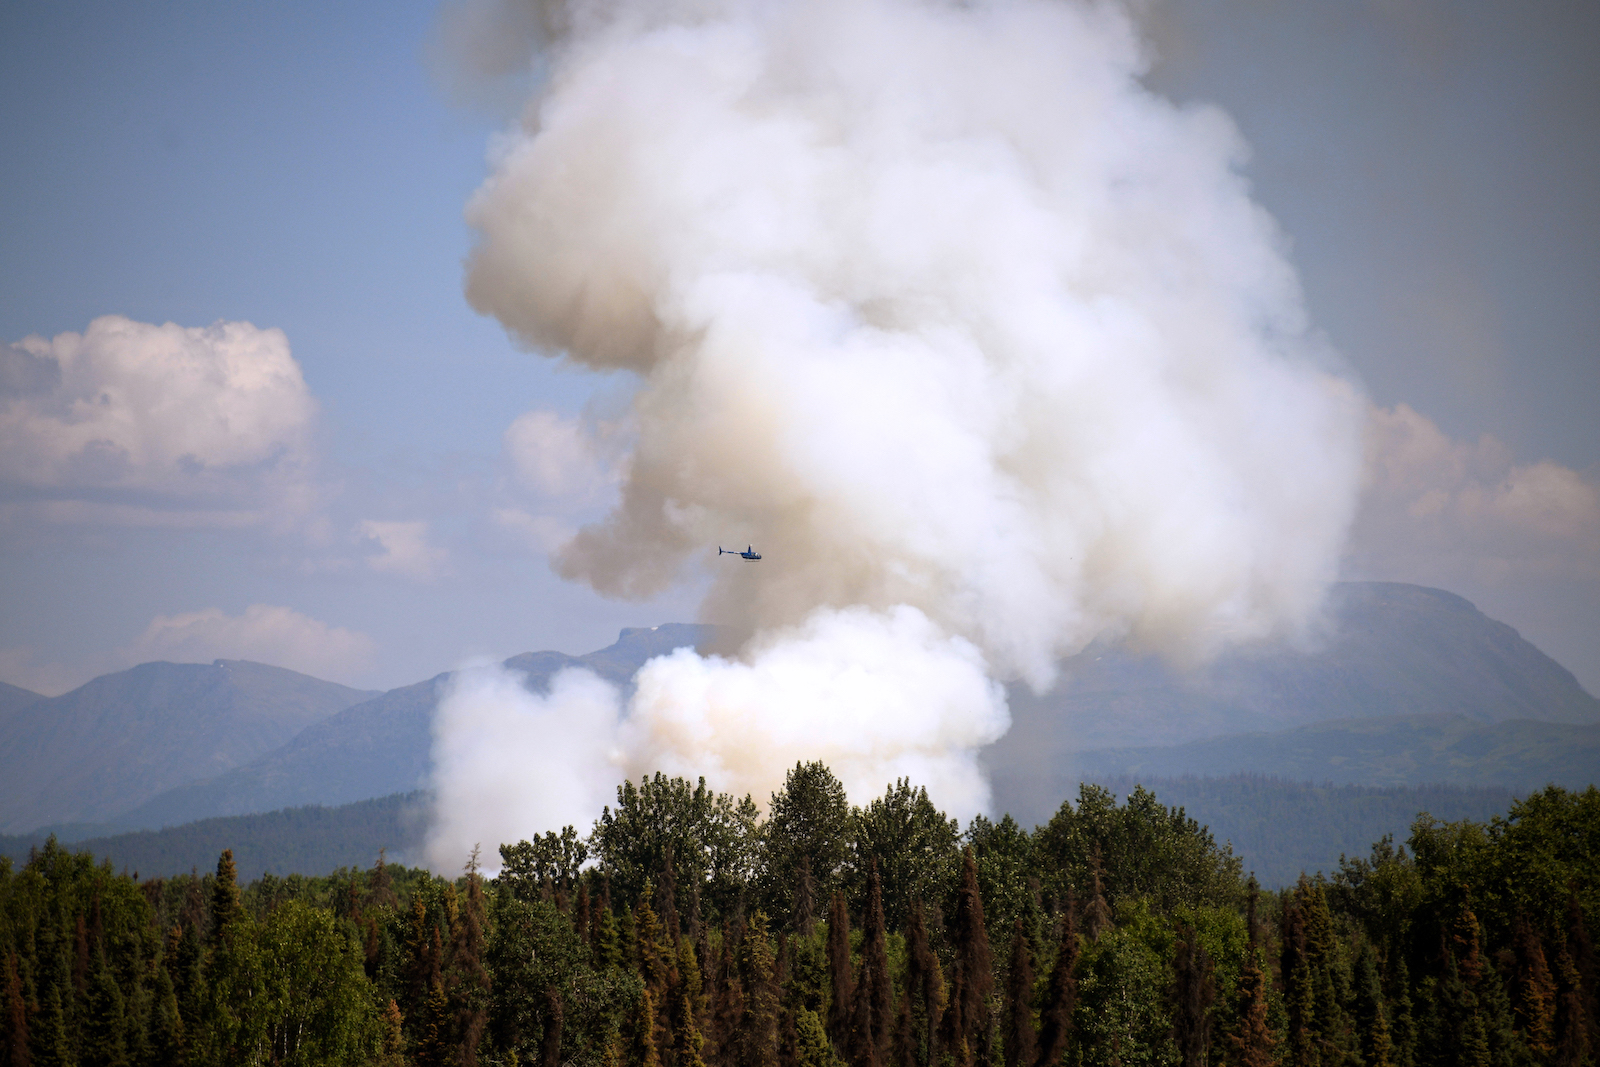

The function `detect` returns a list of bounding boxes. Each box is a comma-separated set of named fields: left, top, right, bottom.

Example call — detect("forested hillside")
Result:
left=2, top=766, right=1595, bottom=1066
left=0, top=778, right=1520, bottom=890
left=0, top=793, right=425, bottom=881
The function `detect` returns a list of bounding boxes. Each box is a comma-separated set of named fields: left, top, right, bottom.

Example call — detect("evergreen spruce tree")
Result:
left=1225, top=945, right=1276, bottom=1067
left=72, top=914, right=88, bottom=997
left=368, top=848, right=398, bottom=911
left=847, top=974, right=879, bottom=1067
left=709, top=935, right=744, bottom=1067
left=1385, top=955, right=1418, bottom=1067
left=1510, top=916, right=1556, bottom=1059
left=28, top=986, right=70, bottom=1067
left=826, top=891, right=854, bottom=1053
left=633, top=987, right=663, bottom=1067
left=364, top=915, right=383, bottom=981
left=1553, top=947, right=1590, bottom=1067
left=1353, top=943, right=1394, bottom=1067
left=636, top=894, right=672, bottom=1006
left=904, top=902, right=946, bottom=1067
left=1002, top=918, right=1037, bottom=1067
left=80, top=951, right=127, bottom=1067
left=1170, top=925, right=1213, bottom=1067
left=444, top=863, right=492, bottom=1066
left=1035, top=890, right=1078, bottom=1067
left=378, top=1000, right=406, bottom=1067
left=1297, top=877, right=1352, bottom=1063
left=671, top=934, right=709, bottom=1067
left=416, top=978, right=453, bottom=1067
left=796, top=1008, right=844, bottom=1067
left=1281, top=893, right=1317, bottom=1067
left=146, top=963, right=184, bottom=1067
left=540, top=987, right=564, bottom=1067
left=658, top=852, right=682, bottom=947
left=848, top=865, right=893, bottom=1067
left=688, top=881, right=705, bottom=952
left=777, top=935, right=802, bottom=1067
left=2, top=951, right=28, bottom=1067
left=1452, top=898, right=1519, bottom=1067
left=209, top=850, right=242, bottom=945
left=679, top=929, right=708, bottom=1037
left=1565, top=889, right=1600, bottom=1055
left=736, top=911, right=779, bottom=1067
left=598, top=900, right=623, bottom=970
left=944, top=847, right=994, bottom=1067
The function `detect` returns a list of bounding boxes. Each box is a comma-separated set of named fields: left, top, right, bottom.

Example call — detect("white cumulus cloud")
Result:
left=0, top=316, right=318, bottom=523
left=1353, top=403, right=1600, bottom=583
left=359, top=519, right=451, bottom=580
left=126, top=604, right=378, bottom=683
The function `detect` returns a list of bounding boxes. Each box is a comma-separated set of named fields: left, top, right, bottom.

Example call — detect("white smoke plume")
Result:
left=426, top=0, right=1366, bottom=867
left=429, top=662, right=626, bottom=869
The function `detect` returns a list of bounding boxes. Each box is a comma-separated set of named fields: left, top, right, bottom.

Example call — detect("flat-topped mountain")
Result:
left=0, top=660, right=378, bottom=833
left=115, top=624, right=716, bottom=831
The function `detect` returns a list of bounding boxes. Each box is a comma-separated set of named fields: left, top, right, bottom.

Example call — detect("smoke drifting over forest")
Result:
left=426, top=0, right=1365, bottom=869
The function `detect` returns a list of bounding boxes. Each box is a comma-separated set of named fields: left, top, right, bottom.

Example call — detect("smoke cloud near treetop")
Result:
left=427, top=0, right=1366, bottom=868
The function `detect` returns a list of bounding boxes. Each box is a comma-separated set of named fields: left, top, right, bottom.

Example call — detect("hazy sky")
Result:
left=2, top=0, right=1596, bottom=696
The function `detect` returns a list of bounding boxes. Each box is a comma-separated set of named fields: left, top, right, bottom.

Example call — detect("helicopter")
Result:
left=719, top=545, right=762, bottom=560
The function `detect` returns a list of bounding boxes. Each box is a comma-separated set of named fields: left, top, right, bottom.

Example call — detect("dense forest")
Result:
left=0, top=766, right=1595, bottom=1066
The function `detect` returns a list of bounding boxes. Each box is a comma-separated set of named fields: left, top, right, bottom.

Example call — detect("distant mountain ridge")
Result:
left=0, top=680, right=43, bottom=720
left=112, top=624, right=717, bottom=832
left=7, top=584, right=1597, bottom=839
left=0, top=660, right=378, bottom=833
left=0, top=793, right=426, bottom=880
left=989, top=714, right=1600, bottom=829
left=985, top=582, right=1600, bottom=802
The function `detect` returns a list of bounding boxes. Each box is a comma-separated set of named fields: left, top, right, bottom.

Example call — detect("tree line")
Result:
left=0, top=763, right=1595, bottom=1066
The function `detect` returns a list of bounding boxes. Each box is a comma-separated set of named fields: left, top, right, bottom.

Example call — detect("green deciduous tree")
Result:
left=761, top=764, right=853, bottom=930
left=849, top=781, right=959, bottom=934
left=592, top=775, right=759, bottom=921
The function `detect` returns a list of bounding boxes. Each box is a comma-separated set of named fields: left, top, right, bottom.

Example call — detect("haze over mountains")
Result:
left=0, top=660, right=376, bottom=833
left=3, top=583, right=1595, bottom=854
left=985, top=582, right=1600, bottom=820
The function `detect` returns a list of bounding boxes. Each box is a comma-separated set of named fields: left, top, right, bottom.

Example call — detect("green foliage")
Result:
left=758, top=762, right=852, bottom=928
left=1, top=770, right=1594, bottom=1067
left=500, top=825, right=589, bottom=896
left=848, top=779, right=960, bottom=932
left=1074, top=900, right=1177, bottom=1066
left=489, top=895, right=640, bottom=1065
left=590, top=774, right=760, bottom=919
left=967, top=813, right=1039, bottom=966
left=196, top=900, right=380, bottom=1066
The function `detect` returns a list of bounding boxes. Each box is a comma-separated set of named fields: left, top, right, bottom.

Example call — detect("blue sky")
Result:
left=2, top=0, right=1596, bottom=695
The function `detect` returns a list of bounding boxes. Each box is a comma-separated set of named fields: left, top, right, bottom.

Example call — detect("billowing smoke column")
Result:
left=426, top=0, right=1365, bottom=868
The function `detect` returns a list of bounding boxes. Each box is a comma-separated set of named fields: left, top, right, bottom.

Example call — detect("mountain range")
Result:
left=93, top=624, right=716, bottom=833
left=0, top=660, right=376, bottom=833
left=3, top=583, right=1596, bottom=842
